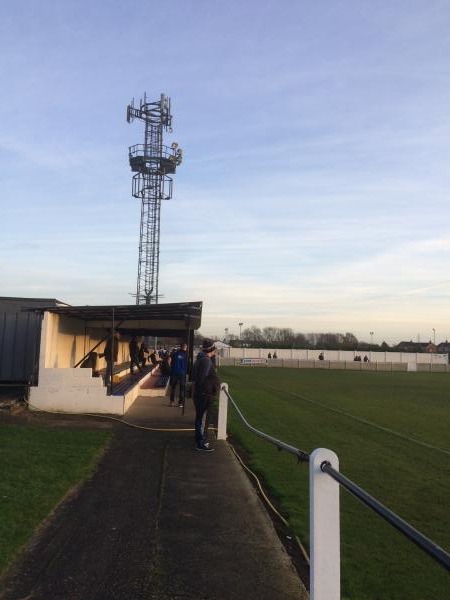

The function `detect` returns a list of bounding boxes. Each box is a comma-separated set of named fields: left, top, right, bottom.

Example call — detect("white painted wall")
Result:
left=29, top=366, right=124, bottom=414
left=29, top=311, right=138, bottom=415
left=40, top=312, right=129, bottom=370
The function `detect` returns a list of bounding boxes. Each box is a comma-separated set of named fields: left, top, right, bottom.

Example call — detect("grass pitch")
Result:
left=0, top=426, right=111, bottom=576
left=219, top=367, right=450, bottom=600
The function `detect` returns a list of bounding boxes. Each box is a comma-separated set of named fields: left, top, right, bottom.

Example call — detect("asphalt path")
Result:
left=0, top=396, right=308, bottom=600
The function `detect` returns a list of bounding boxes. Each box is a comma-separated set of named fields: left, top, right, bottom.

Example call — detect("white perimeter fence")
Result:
left=218, top=347, right=449, bottom=372
left=216, top=384, right=450, bottom=600
left=221, top=347, right=448, bottom=364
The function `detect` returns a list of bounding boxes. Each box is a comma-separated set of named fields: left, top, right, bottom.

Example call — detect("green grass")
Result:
left=0, top=426, right=111, bottom=575
left=219, top=367, right=450, bottom=600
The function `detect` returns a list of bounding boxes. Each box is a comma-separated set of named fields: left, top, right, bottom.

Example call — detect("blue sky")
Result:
left=1, top=1, right=450, bottom=345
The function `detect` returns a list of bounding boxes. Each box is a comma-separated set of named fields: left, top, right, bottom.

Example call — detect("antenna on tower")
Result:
left=126, top=93, right=183, bottom=305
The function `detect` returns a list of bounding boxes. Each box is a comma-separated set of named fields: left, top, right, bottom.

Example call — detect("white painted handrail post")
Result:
left=310, top=448, right=340, bottom=600
left=217, top=383, right=228, bottom=440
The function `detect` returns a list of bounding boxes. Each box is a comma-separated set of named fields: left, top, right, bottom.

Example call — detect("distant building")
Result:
left=395, top=340, right=436, bottom=353
left=395, top=341, right=418, bottom=352
left=437, top=340, right=450, bottom=353
left=213, top=340, right=231, bottom=357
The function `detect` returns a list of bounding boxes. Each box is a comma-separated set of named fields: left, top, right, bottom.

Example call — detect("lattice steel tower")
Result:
left=127, top=93, right=183, bottom=304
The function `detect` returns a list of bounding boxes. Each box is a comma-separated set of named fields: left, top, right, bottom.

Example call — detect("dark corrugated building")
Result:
left=0, top=297, right=68, bottom=384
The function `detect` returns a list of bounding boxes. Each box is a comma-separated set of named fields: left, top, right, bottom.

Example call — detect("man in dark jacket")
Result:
left=138, top=341, right=149, bottom=367
left=191, top=339, right=220, bottom=452
left=129, top=336, right=142, bottom=375
left=103, top=330, right=120, bottom=388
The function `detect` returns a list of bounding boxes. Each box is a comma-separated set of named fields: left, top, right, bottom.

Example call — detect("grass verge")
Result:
left=0, top=425, right=111, bottom=575
left=219, top=367, right=450, bottom=600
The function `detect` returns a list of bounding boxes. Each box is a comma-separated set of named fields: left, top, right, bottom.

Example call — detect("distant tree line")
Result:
left=218, top=327, right=393, bottom=351
left=195, top=327, right=443, bottom=353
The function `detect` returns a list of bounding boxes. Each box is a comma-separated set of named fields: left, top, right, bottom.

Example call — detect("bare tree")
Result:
left=279, top=328, right=295, bottom=344
left=316, top=332, right=341, bottom=349
left=263, top=327, right=279, bottom=343
left=242, top=326, right=264, bottom=342
left=341, top=332, right=359, bottom=349
left=294, top=333, right=308, bottom=347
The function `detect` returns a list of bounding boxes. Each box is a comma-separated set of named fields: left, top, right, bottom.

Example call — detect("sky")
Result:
left=1, top=1, right=450, bottom=345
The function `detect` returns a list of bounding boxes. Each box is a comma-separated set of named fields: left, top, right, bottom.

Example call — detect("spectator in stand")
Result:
left=129, top=336, right=142, bottom=375
left=318, top=352, right=324, bottom=361
left=273, top=351, right=278, bottom=359
left=160, top=352, right=172, bottom=377
left=169, top=342, right=188, bottom=407
left=138, top=340, right=149, bottom=367
left=102, top=330, right=120, bottom=388
left=149, top=349, right=161, bottom=367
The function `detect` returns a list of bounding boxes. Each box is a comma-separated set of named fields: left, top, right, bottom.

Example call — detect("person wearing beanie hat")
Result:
left=201, top=338, right=216, bottom=353
left=191, top=339, right=220, bottom=451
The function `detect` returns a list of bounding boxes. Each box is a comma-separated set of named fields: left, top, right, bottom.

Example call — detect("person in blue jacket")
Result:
left=169, top=342, right=188, bottom=407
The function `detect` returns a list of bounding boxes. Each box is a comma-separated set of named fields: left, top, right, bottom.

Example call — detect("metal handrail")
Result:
left=222, top=385, right=450, bottom=573
left=321, top=461, right=450, bottom=572
left=223, top=386, right=309, bottom=463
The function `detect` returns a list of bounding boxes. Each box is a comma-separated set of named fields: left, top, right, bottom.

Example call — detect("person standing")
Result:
left=191, top=339, right=220, bottom=452
left=138, top=340, right=149, bottom=368
left=103, top=330, right=119, bottom=388
left=169, top=342, right=188, bottom=407
left=129, top=336, right=142, bottom=375
left=160, top=352, right=172, bottom=377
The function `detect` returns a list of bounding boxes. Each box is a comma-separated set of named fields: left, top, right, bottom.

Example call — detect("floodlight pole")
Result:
left=127, top=93, right=183, bottom=305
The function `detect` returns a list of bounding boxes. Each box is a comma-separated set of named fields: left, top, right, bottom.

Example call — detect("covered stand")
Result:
left=28, top=302, right=202, bottom=415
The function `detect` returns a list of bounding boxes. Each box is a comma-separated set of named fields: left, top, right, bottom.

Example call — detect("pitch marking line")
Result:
left=265, top=384, right=450, bottom=457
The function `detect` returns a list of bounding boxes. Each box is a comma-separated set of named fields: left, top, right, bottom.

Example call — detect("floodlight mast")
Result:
left=127, top=93, right=183, bottom=305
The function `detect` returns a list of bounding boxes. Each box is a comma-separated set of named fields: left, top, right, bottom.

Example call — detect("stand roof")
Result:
left=27, top=301, right=203, bottom=338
